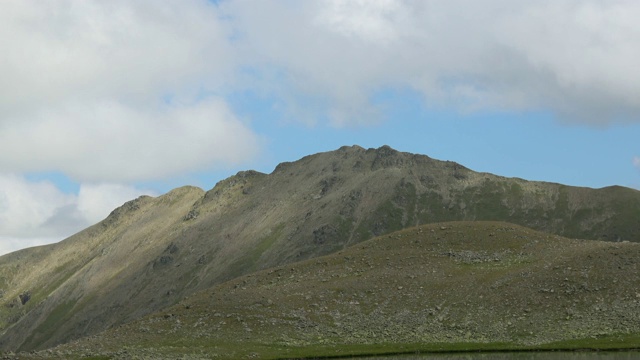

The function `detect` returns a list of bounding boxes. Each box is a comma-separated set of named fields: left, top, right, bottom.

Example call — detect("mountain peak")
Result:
left=371, top=144, right=398, bottom=155
left=1, top=145, right=639, bottom=352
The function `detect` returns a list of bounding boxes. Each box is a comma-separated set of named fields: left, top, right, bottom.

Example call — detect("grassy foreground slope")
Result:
left=40, top=221, right=640, bottom=359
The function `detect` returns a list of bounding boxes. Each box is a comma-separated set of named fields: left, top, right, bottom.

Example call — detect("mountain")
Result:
left=1, top=145, right=639, bottom=352
left=29, top=222, right=640, bottom=359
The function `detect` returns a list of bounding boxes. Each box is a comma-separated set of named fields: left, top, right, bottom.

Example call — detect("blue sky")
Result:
left=1, top=0, right=639, bottom=255
left=227, top=88, right=640, bottom=190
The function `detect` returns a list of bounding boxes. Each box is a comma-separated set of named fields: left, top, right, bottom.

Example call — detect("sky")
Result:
left=1, top=0, right=639, bottom=255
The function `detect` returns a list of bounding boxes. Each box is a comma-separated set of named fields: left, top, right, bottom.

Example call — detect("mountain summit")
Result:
left=1, top=145, right=639, bottom=351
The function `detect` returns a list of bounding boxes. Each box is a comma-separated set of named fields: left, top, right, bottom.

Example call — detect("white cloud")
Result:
left=223, top=0, right=640, bottom=125
left=76, top=183, right=154, bottom=225
left=3, top=0, right=639, bottom=180
left=0, top=98, right=260, bottom=182
left=0, top=0, right=232, bottom=112
left=0, top=0, right=260, bottom=182
left=315, top=0, right=410, bottom=45
left=0, top=174, right=155, bottom=255
left=634, top=156, right=640, bottom=169
left=0, top=174, right=75, bottom=238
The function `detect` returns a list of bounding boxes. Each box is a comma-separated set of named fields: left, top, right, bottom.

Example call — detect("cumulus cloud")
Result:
left=0, top=0, right=259, bottom=182
left=0, top=174, right=155, bottom=255
left=3, top=0, right=639, bottom=180
left=76, top=183, right=153, bottom=225
left=0, top=174, right=75, bottom=238
left=0, top=98, right=260, bottom=182
left=224, top=0, right=640, bottom=125
left=0, top=0, right=232, bottom=112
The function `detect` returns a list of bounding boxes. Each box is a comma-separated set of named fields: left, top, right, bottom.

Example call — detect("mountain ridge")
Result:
left=0, top=145, right=639, bottom=352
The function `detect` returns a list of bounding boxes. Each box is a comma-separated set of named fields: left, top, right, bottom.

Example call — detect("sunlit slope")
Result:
left=0, top=187, right=204, bottom=351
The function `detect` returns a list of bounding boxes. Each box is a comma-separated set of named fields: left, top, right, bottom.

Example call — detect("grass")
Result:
left=537, top=333, right=640, bottom=351
left=354, top=199, right=405, bottom=241
left=202, top=341, right=522, bottom=359
left=223, top=223, right=286, bottom=278
left=35, top=262, right=82, bottom=303
left=0, top=259, right=83, bottom=331
left=56, top=337, right=639, bottom=360
left=14, top=340, right=640, bottom=360
left=40, top=221, right=640, bottom=359
left=19, top=300, right=78, bottom=351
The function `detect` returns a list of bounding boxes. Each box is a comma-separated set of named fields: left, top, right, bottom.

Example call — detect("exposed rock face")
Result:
left=0, top=145, right=639, bottom=352
left=18, top=293, right=30, bottom=306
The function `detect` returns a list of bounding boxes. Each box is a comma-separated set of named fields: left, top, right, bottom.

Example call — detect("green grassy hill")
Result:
left=38, top=221, right=640, bottom=359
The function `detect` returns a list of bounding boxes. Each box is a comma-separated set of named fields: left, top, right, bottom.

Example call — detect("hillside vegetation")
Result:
left=37, top=222, right=640, bottom=359
left=0, top=145, right=639, bottom=352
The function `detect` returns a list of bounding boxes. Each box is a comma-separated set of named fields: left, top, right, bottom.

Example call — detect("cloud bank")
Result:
left=0, top=99, right=259, bottom=182
left=2, top=0, right=639, bottom=183
left=224, top=0, right=640, bottom=125
left=0, top=174, right=154, bottom=255
left=0, top=0, right=259, bottom=182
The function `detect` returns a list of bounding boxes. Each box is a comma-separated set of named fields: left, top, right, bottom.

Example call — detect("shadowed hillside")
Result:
left=1, top=145, right=639, bottom=352
left=37, top=222, right=640, bottom=359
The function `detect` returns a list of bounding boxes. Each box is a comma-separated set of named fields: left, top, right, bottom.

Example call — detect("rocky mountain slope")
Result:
left=34, top=222, right=640, bottom=359
left=1, top=145, right=639, bottom=352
